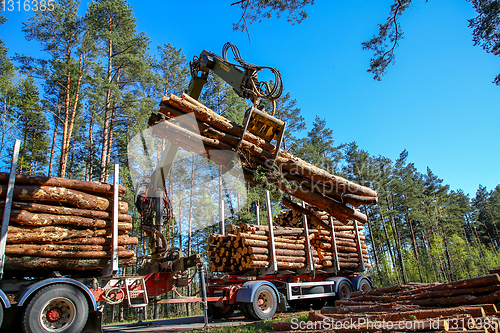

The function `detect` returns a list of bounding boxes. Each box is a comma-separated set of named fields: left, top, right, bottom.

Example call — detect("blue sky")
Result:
left=1, top=0, right=498, bottom=197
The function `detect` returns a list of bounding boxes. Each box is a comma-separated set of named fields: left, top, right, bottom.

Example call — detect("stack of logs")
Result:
left=0, top=173, right=138, bottom=271
left=151, top=93, right=379, bottom=225
left=207, top=222, right=370, bottom=273
left=273, top=274, right=500, bottom=332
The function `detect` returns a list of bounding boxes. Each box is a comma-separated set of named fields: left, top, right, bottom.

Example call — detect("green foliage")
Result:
left=232, top=0, right=314, bottom=34
left=155, top=43, right=189, bottom=97
left=14, top=76, right=50, bottom=174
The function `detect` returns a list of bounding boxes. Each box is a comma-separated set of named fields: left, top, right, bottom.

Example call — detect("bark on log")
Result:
left=241, top=238, right=305, bottom=250
left=321, top=304, right=421, bottom=314
left=0, top=185, right=128, bottom=213
left=6, top=247, right=135, bottom=258
left=7, top=226, right=111, bottom=243
left=42, top=236, right=138, bottom=246
left=4, top=256, right=136, bottom=270
left=6, top=244, right=123, bottom=252
left=282, top=197, right=332, bottom=231
left=0, top=172, right=126, bottom=195
left=2, top=209, right=132, bottom=230
left=349, top=284, right=500, bottom=303
left=170, top=94, right=378, bottom=199
left=246, top=247, right=309, bottom=257
left=0, top=201, right=132, bottom=222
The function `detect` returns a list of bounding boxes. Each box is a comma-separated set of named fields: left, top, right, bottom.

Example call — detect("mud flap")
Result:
left=276, top=292, right=287, bottom=313
left=82, top=310, right=103, bottom=333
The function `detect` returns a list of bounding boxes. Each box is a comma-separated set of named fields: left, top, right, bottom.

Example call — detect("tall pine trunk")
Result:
left=99, top=39, right=113, bottom=182
left=388, top=195, right=408, bottom=284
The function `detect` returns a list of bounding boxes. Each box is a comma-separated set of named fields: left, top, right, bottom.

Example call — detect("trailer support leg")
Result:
left=330, top=217, right=340, bottom=274
left=0, top=139, right=20, bottom=278
left=198, top=263, right=209, bottom=328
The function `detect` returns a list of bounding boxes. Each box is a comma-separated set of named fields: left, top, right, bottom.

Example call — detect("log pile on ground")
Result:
left=150, top=93, right=378, bottom=225
left=272, top=274, right=500, bottom=332
left=490, top=265, right=500, bottom=274
left=207, top=222, right=370, bottom=273
left=0, top=173, right=138, bottom=271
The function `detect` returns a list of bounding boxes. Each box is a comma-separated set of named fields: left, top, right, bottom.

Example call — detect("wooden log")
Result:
left=321, top=304, right=421, bottom=314
left=0, top=172, right=126, bottom=195
left=320, top=306, right=487, bottom=322
left=159, top=96, right=377, bottom=219
left=6, top=244, right=124, bottom=252
left=247, top=260, right=306, bottom=270
left=246, top=246, right=309, bottom=257
left=166, top=94, right=276, bottom=152
left=0, top=201, right=132, bottom=222
left=241, top=238, right=305, bottom=250
left=7, top=226, right=109, bottom=243
left=4, top=256, right=136, bottom=270
left=282, top=197, right=332, bottom=231
left=56, top=236, right=138, bottom=246
left=0, top=185, right=128, bottom=213
left=410, top=289, right=500, bottom=307
left=2, top=209, right=132, bottom=230
left=350, top=284, right=500, bottom=303
left=282, top=168, right=378, bottom=207
left=249, top=254, right=307, bottom=263
left=396, top=274, right=500, bottom=296
left=6, top=247, right=135, bottom=258
left=170, top=94, right=378, bottom=199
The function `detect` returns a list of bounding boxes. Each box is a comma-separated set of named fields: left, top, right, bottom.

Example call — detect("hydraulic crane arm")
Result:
left=187, top=43, right=286, bottom=156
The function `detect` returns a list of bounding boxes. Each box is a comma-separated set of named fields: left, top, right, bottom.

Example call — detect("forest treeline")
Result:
left=1, top=0, right=500, bottom=322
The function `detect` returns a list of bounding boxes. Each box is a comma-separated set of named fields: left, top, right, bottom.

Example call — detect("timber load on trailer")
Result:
left=0, top=172, right=137, bottom=272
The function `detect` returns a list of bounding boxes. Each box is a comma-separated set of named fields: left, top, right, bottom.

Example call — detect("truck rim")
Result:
left=39, top=297, right=76, bottom=332
left=257, top=290, right=273, bottom=314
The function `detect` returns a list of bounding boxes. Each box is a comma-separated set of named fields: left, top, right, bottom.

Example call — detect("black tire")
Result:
left=358, top=279, right=371, bottom=293
left=246, top=285, right=277, bottom=320
left=22, top=284, right=89, bottom=333
left=238, top=303, right=252, bottom=319
left=208, top=303, right=234, bottom=319
left=336, top=280, right=352, bottom=300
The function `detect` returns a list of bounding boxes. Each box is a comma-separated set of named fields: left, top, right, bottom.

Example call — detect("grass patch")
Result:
left=192, top=312, right=309, bottom=333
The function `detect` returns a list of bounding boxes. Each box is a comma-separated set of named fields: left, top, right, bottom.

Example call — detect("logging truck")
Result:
left=0, top=43, right=375, bottom=332
left=0, top=142, right=371, bottom=333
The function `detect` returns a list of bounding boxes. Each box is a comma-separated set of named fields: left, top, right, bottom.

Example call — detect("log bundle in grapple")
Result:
left=0, top=172, right=138, bottom=271
left=207, top=221, right=370, bottom=273
left=150, top=93, right=379, bottom=225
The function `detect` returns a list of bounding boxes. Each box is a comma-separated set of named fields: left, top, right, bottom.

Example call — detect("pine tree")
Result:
left=156, top=43, right=189, bottom=96
left=294, top=116, right=343, bottom=174
left=15, top=77, right=50, bottom=174
left=85, top=0, right=150, bottom=182
left=0, top=39, right=18, bottom=161
left=18, top=0, right=89, bottom=178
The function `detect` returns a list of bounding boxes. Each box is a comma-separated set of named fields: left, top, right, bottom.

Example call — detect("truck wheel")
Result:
left=22, top=284, right=89, bottom=333
left=208, top=303, right=234, bottom=319
left=246, top=285, right=277, bottom=320
left=237, top=303, right=250, bottom=319
left=359, top=279, right=371, bottom=293
left=336, top=280, right=352, bottom=300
